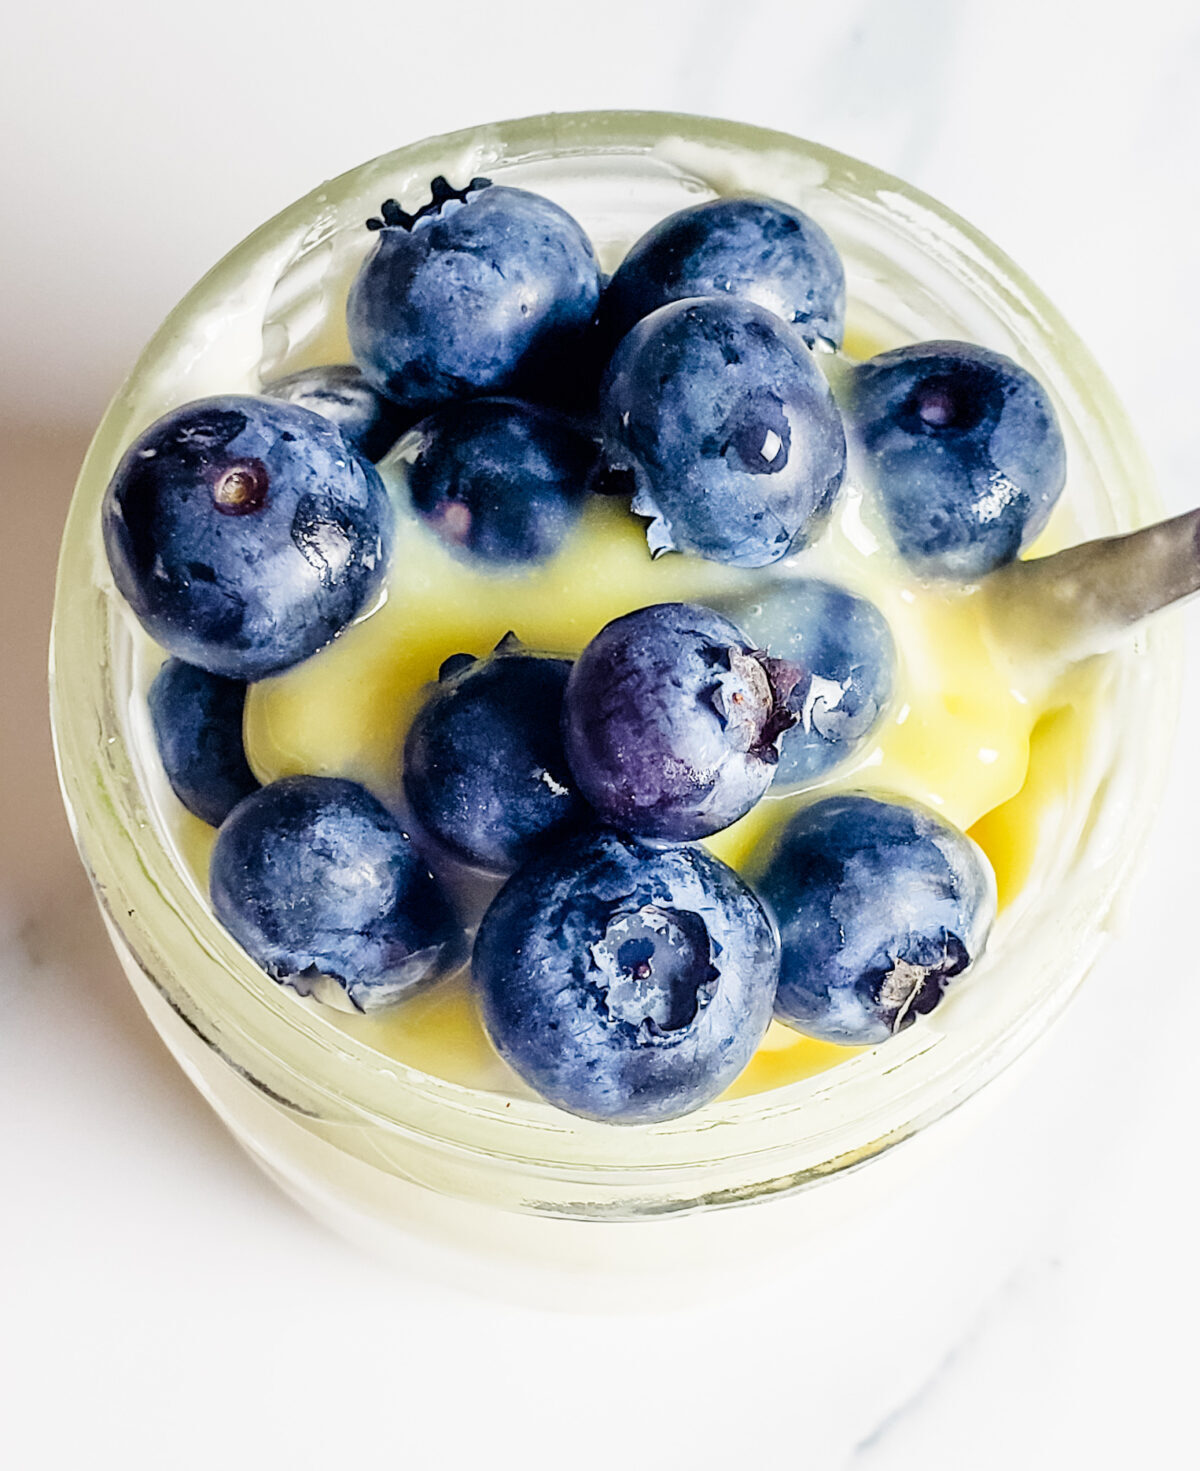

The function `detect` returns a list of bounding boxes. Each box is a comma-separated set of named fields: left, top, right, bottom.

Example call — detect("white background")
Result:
left=3, top=1, right=1199, bottom=1466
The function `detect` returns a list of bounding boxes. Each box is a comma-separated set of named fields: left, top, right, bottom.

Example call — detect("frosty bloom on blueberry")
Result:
left=844, top=340, right=1066, bottom=578
left=102, top=395, right=393, bottom=680
left=756, top=794, right=996, bottom=1045
left=210, top=776, right=463, bottom=1012
left=347, top=177, right=602, bottom=414
left=599, top=296, right=847, bottom=567
left=402, top=639, right=588, bottom=873
left=600, top=194, right=845, bottom=352
left=473, top=829, right=780, bottom=1123
left=562, top=602, right=803, bottom=842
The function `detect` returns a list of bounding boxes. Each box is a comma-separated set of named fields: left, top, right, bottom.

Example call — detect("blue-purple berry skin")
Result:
left=210, top=776, right=462, bottom=1012
left=601, top=194, right=845, bottom=351
left=756, top=794, right=996, bottom=1045
left=148, top=659, right=258, bottom=826
left=600, top=297, right=846, bottom=568
left=718, top=580, right=895, bottom=785
left=403, top=646, right=588, bottom=874
left=402, top=399, right=596, bottom=566
left=845, top=341, right=1067, bottom=578
left=562, top=602, right=799, bottom=842
left=473, top=829, right=779, bottom=1123
left=263, top=364, right=413, bottom=462
left=347, top=181, right=602, bottom=415
left=102, top=395, right=393, bottom=680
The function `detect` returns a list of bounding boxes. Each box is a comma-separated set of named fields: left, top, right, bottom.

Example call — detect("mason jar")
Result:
left=50, top=111, right=1179, bottom=1296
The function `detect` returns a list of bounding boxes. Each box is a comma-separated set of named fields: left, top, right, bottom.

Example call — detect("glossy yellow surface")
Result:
left=244, top=498, right=747, bottom=801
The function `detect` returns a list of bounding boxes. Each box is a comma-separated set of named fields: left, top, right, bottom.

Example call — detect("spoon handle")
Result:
left=985, top=508, right=1200, bottom=662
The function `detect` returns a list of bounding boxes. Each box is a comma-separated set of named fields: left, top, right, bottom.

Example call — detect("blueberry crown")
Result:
left=365, top=175, right=493, bottom=232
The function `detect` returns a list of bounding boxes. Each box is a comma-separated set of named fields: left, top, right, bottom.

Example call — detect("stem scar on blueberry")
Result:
left=757, top=653, right=806, bottom=750
left=710, top=648, right=804, bottom=758
left=915, top=384, right=957, bottom=428
left=212, top=459, right=269, bottom=515
left=431, top=500, right=473, bottom=545
left=589, top=903, right=718, bottom=1036
left=879, top=936, right=969, bottom=1033
left=365, top=176, right=493, bottom=232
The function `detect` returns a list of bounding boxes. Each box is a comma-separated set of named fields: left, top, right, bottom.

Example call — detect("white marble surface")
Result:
left=3, top=2, right=1199, bottom=1466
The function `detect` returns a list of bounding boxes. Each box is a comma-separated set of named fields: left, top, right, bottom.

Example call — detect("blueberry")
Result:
left=401, top=399, right=596, bottom=566
left=601, top=194, right=845, bottom=352
left=755, top=794, right=995, bottom=1045
left=403, top=641, right=588, bottom=873
left=717, top=580, right=895, bottom=785
left=844, top=341, right=1067, bottom=578
left=347, top=178, right=602, bottom=415
left=210, top=775, right=462, bottom=1011
left=148, top=658, right=258, bottom=826
left=599, top=297, right=846, bottom=567
left=473, top=829, right=779, bottom=1122
left=562, top=603, right=801, bottom=842
left=263, top=364, right=412, bottom=462
left=103, top=395, right=393, bottom=680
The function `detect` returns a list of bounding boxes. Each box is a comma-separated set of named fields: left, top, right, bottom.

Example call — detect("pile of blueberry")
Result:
left=101, top=172, right=1069, bottom=1123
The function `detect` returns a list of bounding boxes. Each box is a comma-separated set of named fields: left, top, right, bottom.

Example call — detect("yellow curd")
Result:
left=163, top=382, right=1093, bottom=1103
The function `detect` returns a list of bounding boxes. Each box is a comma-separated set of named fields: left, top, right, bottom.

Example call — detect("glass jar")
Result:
left=50, top=111, right=1179, bottom=1289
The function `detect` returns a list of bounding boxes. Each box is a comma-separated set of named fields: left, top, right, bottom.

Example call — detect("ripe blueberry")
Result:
left=403, top=641, right=588, bottom=873
left=473, top=829, right=779, bottom=1122
left=103, top=395, right=393, bottom=679
left=601, top=194, right=845, bottom=351
left=845, top=341, right=1066, bottom=578
left=562, top=602, right=802, bottom=842
left=210, top=775, right=462, bottom=1011
left=600, top=297, right=846, bottom=567
left=263, top=363, right=412, bottom=462
left=347, top=178, right=602, bottom=414
left=755, top=793, right=995, bottom=1044
left=718, top=580, right=895, bottom=785
left=401, top=399, right=596, bottom=566
left=148, top=658, right=258, bottom=826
